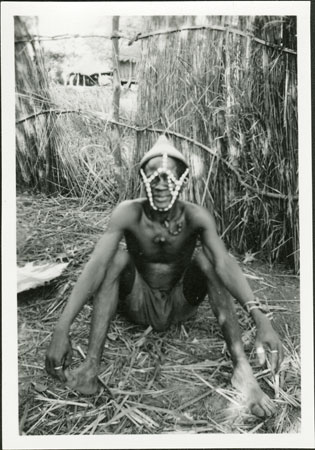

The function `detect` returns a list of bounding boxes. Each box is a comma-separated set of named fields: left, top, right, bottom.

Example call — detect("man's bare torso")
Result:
left=122, top=198, right=200, bottom=289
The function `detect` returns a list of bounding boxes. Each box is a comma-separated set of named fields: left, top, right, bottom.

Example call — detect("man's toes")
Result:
left=262, top=397, right=276, bottom=416
left=75, top=380, right=98, bottom=395
left=251, top=397, right=276, bottom=418
left=64, top=368, right=73, bottom=382
left=64, top=369, right=82, bottom=388
left=65, top=373, right=98, bottom=395
left=250, top=403, right=265, bottom=418
left=65, top=376, right=77, bottom=389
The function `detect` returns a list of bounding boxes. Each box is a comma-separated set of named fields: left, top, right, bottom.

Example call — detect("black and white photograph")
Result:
left=2, top=1, right=314, bottom=448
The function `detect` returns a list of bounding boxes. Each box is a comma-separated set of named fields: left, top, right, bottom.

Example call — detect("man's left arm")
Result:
left=197, top=208, right=284, bottom=372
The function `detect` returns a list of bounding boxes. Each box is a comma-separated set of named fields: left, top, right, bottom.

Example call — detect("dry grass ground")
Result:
left=17, top=193, right=300, bottom=435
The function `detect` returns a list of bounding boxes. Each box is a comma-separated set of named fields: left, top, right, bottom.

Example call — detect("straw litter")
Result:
left=17, top=193, right=301, bottom=435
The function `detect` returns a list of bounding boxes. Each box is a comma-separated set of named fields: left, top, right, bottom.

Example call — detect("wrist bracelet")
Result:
left=244, top=298, right=268, bottom=314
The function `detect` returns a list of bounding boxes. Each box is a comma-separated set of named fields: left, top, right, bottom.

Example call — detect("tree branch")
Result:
left=14, top=28, right=297, bottom=56
left=15, top=33, right=129, bottom=44
left=130, top=25, right=297, bottom=55
left=16, top=109, right=81, bottom=124
left=15, top=108, right=298, bottom=201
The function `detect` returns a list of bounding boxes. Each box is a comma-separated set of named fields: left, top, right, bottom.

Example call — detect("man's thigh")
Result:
left=182, top=251, right=208, bottom=305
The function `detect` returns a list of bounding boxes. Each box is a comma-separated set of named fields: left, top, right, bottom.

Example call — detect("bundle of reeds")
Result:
left=135, top=15, right=299, bottom=271
left=15, top=16, right=60, bottom=193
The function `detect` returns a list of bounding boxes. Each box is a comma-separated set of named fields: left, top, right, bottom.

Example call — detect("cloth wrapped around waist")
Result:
left=123, top=269, right=197, bottom=331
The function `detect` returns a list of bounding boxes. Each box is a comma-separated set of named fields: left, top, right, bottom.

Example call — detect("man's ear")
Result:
left=182, top=174, right=189, bottom=186
left=178, top=176, right=189, bottom=194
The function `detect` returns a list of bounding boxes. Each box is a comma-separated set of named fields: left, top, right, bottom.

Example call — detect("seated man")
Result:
left=46, top=136, right=283, bottom=418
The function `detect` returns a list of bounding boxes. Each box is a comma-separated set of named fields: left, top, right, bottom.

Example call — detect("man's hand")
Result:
left=45, top=330, right=73, bottom=382
left=255, top=318, right=284, bottom=374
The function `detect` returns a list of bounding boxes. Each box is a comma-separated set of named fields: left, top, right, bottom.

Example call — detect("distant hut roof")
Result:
left=119, top=42, right=141, bottom=63
left=70, top=42, right=141, bottom=76
left=71, top=58, right=111, bottom=75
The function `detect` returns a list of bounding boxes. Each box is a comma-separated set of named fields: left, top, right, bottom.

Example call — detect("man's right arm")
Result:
left=55, top=202, right=135, bottom=332
left=45, top=201, right=137, bottom=378
left=54, top=230, right=123, bottom=332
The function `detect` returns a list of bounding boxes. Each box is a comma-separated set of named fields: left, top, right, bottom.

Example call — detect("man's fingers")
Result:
left=265, top=339, right=284, bottom=373
left=256, top=344, right=266, bottom=365
left=64, top=348, right=73, bottom=369
left=278, top=343, right=284, bottom=371
left=48, top=354, right=67, bottom=382
left=269, top=349, right=278, bottom=373
left=53, top=362, right=67, bottom=382
left=45, top=356, right=55, bottom=379
left=45, top=354, right=57, bottom=376
left=268, top=342, right=284, bottom=373
left=274, top=343, right=284, bottom=373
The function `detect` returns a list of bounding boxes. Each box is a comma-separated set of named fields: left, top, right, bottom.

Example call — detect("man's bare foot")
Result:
left=231, top=358, right=276, bottom=418
left=65, top=360, right=99, bottom=395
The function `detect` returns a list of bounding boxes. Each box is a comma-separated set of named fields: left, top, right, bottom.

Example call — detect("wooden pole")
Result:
left=112, top=16, right=121, bottom=121
left=111, top=16, right=122, bottom=167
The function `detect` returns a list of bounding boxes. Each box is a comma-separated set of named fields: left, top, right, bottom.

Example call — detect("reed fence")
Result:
left=134, top=15, right=298, bottom=271
left=15, top=15, right=299, bottom=271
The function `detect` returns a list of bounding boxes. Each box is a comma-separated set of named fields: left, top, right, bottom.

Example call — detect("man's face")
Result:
left=143, top=156, right=179, bottom=210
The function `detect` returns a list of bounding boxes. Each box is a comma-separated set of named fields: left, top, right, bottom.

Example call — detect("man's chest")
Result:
left=125, top=219, right=197, bottom=262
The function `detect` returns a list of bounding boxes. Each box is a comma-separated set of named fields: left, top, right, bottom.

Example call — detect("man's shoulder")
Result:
left=182, top=200, right=212, bottom=217
left=182, top=201, right=215, bottom=228
left=111, top=199, right=144, bottom=224
left=116, top=198, right=144, bottom=210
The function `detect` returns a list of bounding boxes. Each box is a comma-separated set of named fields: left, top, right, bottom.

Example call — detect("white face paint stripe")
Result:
left=162, top=152, right=168, bottom=170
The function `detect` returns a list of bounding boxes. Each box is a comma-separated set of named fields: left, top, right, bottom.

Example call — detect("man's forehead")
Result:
left=145, top=155, right=177, bottom=171
left=139, top=136, right=188, bottom=170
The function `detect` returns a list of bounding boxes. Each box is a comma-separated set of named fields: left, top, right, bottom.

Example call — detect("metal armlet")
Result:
left=244, top=298, right=268, bottom=314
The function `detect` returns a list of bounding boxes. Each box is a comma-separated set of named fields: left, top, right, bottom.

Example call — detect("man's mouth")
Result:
left=153, top=194, right=171, bottom=202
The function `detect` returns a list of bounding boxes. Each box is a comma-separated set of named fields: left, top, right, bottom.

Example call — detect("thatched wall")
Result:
left=15, top=17, right=120, bottom=201
left=135, top=15, right=298, bottom=270
left=15, top=17, right=62, bottom=193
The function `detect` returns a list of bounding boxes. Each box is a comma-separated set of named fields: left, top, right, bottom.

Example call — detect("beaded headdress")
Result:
left=139, top=136, right=189, bottom=212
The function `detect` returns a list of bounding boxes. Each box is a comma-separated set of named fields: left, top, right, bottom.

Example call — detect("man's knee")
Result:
left=194, top=250, right=227, bottom=291
left=106, top=249, right=130, bottom=280
left=194, top=251, right=233, bottom=309
left=183, top=252, right=209, bottom=305
left=194, top=250, right=215, bottom=279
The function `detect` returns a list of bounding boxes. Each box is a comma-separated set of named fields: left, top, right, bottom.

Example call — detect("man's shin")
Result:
left=86, top=280, right=119, bottom=363
left=207, top=286, right=246, bottom=366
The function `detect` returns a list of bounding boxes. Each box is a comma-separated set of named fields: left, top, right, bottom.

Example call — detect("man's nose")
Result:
left=155, top=176, right=168, bottom=189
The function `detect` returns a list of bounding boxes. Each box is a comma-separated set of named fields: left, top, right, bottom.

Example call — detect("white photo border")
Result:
left=2, top=1, right=314, bottom=448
